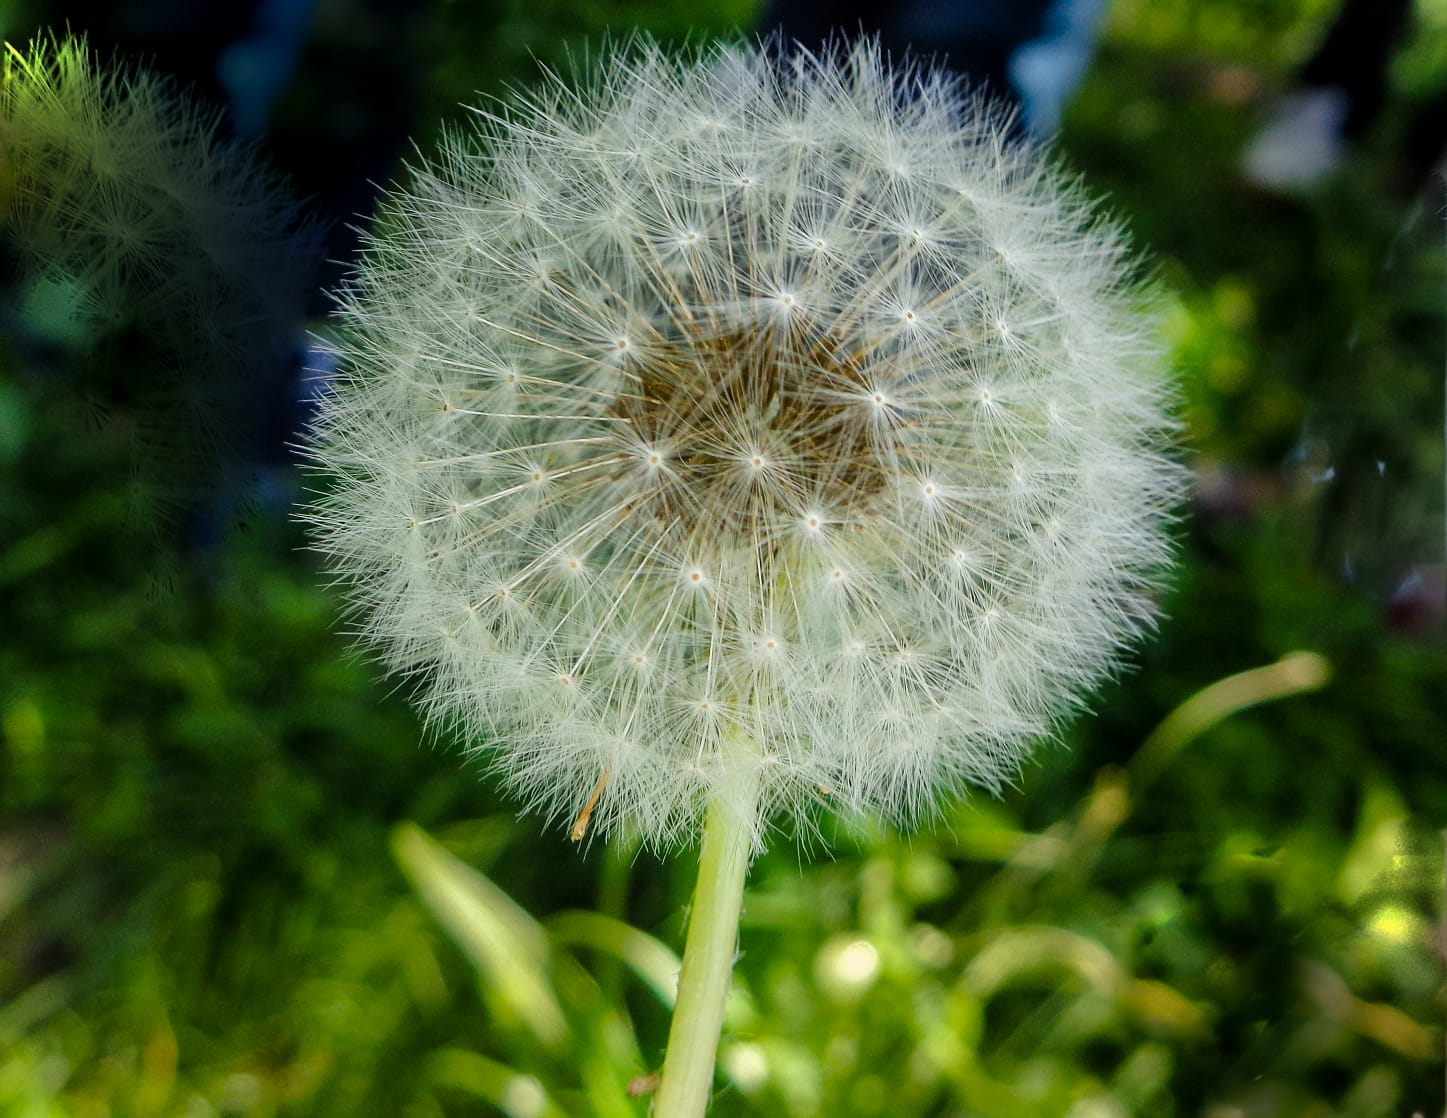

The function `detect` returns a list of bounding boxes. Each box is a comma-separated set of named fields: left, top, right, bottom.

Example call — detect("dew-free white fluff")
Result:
left=302, top=39, right=1184, bottom=847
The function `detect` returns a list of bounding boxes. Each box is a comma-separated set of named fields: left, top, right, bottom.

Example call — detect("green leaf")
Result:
left=392, top=822, right=569, bottom=1051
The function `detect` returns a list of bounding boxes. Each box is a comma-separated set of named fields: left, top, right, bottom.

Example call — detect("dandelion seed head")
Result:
left=2, top=33, right=320, bottom=573
left=302, top=38, right=1184, bottom=848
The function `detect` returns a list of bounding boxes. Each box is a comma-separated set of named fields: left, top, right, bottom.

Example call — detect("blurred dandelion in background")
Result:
left=0, top=33, right=322, bottom=584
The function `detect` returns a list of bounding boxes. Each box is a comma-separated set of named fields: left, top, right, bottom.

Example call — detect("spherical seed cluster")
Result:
left=304, top=39, right=1183, bottom=847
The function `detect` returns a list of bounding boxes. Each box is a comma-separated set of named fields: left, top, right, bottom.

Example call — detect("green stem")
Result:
left=653, top=783, right=756, bottom=1116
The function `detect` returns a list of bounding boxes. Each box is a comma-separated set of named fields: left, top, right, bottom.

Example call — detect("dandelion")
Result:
left=301, top=37, right=1183, bottom=1115
left=1, top=33, right=321, bottom=572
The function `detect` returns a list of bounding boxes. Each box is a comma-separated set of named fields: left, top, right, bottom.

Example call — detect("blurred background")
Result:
left=0, top=0, right=1444, bottom=1115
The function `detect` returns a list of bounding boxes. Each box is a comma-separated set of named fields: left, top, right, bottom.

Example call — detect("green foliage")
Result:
left=2, top=1, right=1445, bottom=1115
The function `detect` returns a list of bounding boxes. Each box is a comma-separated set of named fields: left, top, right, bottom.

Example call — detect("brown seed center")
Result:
left=610, top=324, right=897, bottom=547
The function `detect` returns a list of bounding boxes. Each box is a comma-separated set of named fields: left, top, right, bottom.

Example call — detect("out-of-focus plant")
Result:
left=0, top=33, right=321, bottom=587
